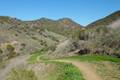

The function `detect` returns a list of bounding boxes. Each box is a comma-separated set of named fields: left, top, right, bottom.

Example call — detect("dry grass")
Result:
left=7, top=68, right=38, bottom=80
left=92, top=61, right=120, bottom=80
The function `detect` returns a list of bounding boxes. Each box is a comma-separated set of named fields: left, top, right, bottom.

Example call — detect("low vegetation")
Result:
left=54, top=62, right=84, bottom=80
left=7, top=68, right=38, bottom=80
left=93, top=62, right=120, bottom=80
left=0, top=61, right=6, bottom=69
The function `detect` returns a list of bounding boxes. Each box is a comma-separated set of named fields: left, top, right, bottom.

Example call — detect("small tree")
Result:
left=71, top=28, right=89, bottom=41
left=71, top=28, right=81, bottom=40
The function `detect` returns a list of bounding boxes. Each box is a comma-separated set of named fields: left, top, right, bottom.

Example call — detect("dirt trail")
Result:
left=0, top=55, right=29, bottom=80
left=55, top=60, right=102, bottom=80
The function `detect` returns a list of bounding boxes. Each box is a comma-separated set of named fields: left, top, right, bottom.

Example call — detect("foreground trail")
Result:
left=0, top=55, right=30, bottom=80
left=55, top=60, right=102, bottom=80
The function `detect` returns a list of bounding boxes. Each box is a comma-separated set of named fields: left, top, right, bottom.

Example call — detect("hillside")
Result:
left=87, top=11, right=120, bottom=28
left=0, top=16, right=82, bottom=62
left=82, top=11, right=120, bottom=58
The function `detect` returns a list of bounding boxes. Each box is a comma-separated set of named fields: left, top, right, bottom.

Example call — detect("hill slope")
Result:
left=87, top=11, right=120, bottom=28
left=0, top=16, right=82, bottom=61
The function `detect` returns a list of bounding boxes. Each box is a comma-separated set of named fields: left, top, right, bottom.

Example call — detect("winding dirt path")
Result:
left=0, top=55, right=29, bottom=80
left=55, top=60, right=102, bottom=80
left=0, top=54, right=103, bottom=80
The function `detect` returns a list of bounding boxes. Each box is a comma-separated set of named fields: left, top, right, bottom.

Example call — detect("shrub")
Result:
left=31, top=36, right=38, bottom=40
left=21, top=43, right=26, bottom=48
left=6, top=44, right=17, bottom=59
left=0, top=48, right=3, bottom=54
left=6, top=44, right=15, bottom=52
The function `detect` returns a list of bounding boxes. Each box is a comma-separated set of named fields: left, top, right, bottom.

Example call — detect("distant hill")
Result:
left=87, top=11, right=120, bottom=28
left=0, top=16, right=82, bottom=38
left=25, top=18, right=82, bottom=36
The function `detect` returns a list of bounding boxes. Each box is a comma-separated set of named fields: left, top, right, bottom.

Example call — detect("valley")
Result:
left=0, top=11, right=120, bottom=80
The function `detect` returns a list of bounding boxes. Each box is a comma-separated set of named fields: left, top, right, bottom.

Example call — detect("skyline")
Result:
left=0, top=0, right=120, bottom=26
